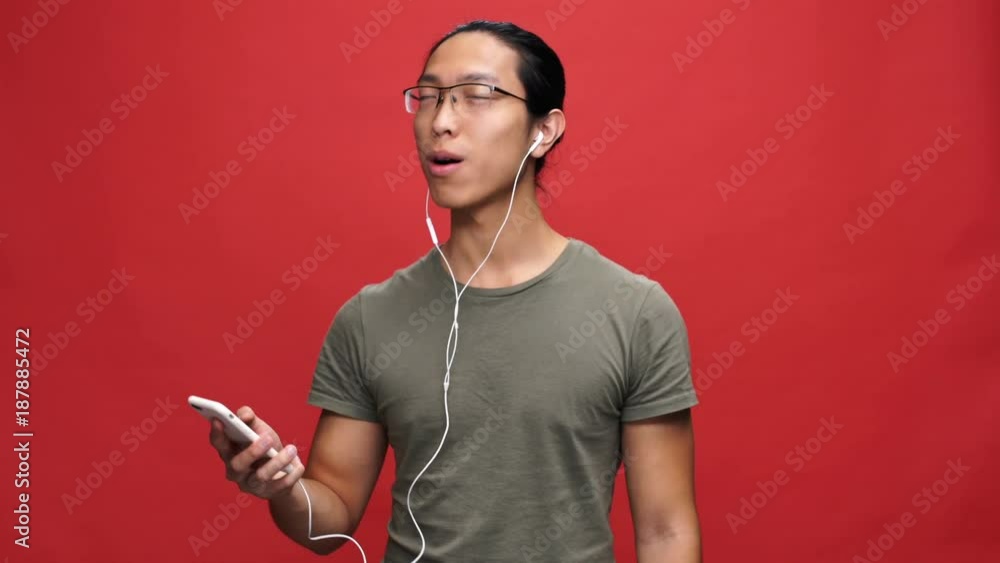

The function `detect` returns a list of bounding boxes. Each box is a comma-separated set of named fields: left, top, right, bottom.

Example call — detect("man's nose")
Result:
left=431, top=93, right=460, bottom=135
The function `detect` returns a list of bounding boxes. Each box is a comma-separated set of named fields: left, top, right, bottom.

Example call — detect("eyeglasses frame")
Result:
left=402, top=82, right=528, bottom=114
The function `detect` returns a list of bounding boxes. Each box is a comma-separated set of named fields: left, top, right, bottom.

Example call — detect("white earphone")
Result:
left=412, top=131, right=543, bottom=562
left=424, top=131, right=544, bottom=246
left=295, top=131, right=545, bottom=563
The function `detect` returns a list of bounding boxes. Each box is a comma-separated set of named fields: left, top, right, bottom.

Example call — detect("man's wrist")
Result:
left=269, top=478, right=304, bottom=506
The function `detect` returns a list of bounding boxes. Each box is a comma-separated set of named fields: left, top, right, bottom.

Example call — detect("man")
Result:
left=209, top=20, right=701, bottom=563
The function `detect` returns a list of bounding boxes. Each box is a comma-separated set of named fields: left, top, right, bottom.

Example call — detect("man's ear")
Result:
left=532, top=109, right=567, bottom=158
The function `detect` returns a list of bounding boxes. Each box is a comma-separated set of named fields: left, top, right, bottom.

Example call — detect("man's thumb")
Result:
left=237, top=406, right=255, bottom=423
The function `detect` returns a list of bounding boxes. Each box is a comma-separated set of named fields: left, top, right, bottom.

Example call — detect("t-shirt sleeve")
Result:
left=621, top=282, right=699, bottom=422
left=307, top=291, right=380, bottom=422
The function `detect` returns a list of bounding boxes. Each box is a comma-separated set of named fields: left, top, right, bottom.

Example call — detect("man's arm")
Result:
left=622, top=408, right=701, bottom=563
left=269, top=410, right=388, bottom=555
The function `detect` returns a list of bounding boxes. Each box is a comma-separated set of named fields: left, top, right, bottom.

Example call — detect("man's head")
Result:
left=407, top=21, right=566, bottom=210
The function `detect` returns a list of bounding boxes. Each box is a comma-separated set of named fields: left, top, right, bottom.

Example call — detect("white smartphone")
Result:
left=188, top=395, right=295, bottom=475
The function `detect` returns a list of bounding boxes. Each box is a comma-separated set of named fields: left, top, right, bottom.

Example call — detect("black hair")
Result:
left=424, top=20, right=566, bottom=187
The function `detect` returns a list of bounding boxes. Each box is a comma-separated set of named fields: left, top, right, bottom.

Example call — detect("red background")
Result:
left=2, top=0, right=998, bottom=562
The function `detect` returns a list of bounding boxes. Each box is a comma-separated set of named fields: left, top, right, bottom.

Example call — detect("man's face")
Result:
left=413, top=32, right=533, bottom=210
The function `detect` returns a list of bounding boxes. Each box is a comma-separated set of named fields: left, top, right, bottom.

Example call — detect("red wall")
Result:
left=3, top=0, right=997, bottom=561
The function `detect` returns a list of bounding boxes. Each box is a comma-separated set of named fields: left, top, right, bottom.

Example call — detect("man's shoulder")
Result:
left=569, top=238, right=662, bottom=294
left=355, top=247, right=436, bottom=304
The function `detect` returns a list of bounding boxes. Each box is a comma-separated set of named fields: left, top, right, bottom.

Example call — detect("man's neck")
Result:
left=440, top=188, right=568, bottom=289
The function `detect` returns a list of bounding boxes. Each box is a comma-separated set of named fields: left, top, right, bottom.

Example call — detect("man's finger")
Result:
left=240, top=471, right=265, bottom=497
left=230, top=435, right=274, bottom=473
left=271, top=459, right=306, bottom=494
left=255, top=444, right=299, bottom=483
left=243, top=415, right=275, bottom=441
left=236, top=405, right=255, bottom=424
left=236, top=406, right=276, bottom=443
left=209, top=419, right=236, bottom=458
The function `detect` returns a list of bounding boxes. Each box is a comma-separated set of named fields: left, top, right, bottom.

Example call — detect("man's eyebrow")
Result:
left=417, top=72, right=500, bottom=84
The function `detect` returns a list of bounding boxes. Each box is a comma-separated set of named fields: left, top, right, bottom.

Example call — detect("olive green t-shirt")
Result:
left=307, top=238, right=698, bottom=563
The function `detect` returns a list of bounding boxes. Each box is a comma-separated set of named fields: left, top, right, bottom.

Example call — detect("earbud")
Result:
left=295, top=126, right=550, bottom=563
left=425, top=133, right=543, bottom=249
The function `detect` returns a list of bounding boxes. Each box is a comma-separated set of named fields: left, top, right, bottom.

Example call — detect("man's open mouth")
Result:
left=427, top=154, right=464, bottom=177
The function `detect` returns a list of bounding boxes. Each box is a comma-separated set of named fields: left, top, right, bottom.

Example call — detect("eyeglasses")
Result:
left=402, top=83, right=528, bottom=115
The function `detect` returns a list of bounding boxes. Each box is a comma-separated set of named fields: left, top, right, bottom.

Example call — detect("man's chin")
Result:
left=427, top=181, right=480, bottom=210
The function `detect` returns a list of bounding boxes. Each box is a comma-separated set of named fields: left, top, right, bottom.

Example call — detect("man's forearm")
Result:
left=636, top=530, right=701, bottom=563
left=268, top=478, right=356, bottom=555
